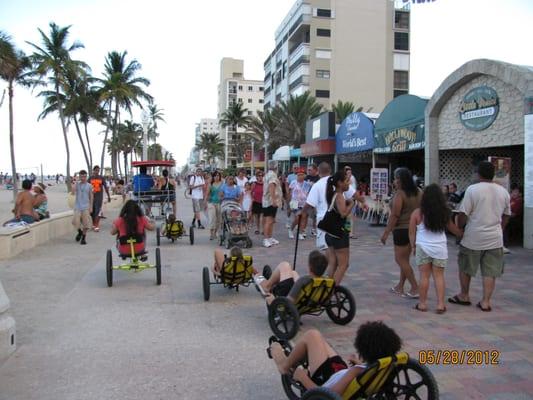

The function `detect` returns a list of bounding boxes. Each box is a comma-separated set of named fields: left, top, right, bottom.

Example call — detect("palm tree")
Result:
left=96, top=50, right=152, bottom=176
left=195, top=132, right=224, bottom=169
left=27, top=22, right=86, bottom=192
left=276, top=92, right=323, bottom=146
left=147, top=103, right=165, bottom=143
left=0, top=31, right=32, bottom=201
left=219, top=102, right=253, bottom=166
left=147, top=143, right=163, bottom=161
left=116, top=120, right=142, bottom=182
left=331, top=100, right=368, bottom=123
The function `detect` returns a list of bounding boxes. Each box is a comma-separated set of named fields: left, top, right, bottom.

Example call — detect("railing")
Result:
left=289, top=55, right=310, bottom=73
left=289, top=75, right=309, bottom=91
left=289, top=42, right=310, bottom=63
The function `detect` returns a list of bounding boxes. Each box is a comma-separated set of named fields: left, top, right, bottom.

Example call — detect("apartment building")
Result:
left=217, top=58, right=264, bottom=167
left=263, top=0, right=410, bottom=112
left=195, top=118, right=221, bottom=166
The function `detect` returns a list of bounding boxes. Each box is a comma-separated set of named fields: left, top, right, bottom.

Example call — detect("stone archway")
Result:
left=423, top=59, right=533, bottom=248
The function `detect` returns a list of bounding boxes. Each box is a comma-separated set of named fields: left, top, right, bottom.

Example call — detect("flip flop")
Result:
left=414, top=303, right=427, bottom=312
left=476, top=302, right=492, bottom=312
left=389, top=287, right=402, bottom=295
left=436, top=307, right=447, bottom=314
left=402, top=292, right=420, bottom=299
left=448, top=295, right=471, bottom=306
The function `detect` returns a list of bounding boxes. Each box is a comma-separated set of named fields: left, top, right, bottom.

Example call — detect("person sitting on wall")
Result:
left=3, top=179, right=36, bottom=226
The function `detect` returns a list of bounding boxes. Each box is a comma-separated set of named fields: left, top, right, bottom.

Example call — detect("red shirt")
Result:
left=510, top=196, right=523, bottom=217
left=113, top=216, right=149, bottom=255
left=252, top=181, right=263, bottom=203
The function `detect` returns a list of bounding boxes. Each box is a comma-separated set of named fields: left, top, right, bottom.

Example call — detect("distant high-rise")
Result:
left=263, top=0, right=411, bottom=112
left=217, top=58, right=264, bottom=167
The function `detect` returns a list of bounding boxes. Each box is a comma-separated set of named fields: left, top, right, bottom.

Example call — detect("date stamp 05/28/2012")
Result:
left=418, top=350, right=501, bottom=365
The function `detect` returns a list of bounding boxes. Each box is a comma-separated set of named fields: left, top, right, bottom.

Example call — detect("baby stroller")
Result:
left=219, top=200, right=252, bottom=249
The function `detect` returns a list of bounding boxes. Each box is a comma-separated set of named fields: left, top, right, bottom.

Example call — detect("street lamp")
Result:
left=251, top=139, right=255, bottom=176
left=141, top=110, right=150, bottom=161
left=263, top=129, right=270, bottom=168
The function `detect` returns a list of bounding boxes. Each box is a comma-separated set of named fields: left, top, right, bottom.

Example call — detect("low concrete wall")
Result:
left=0, top=281, right=16, bottom=364
left=0, top=195, right=123, bottom=260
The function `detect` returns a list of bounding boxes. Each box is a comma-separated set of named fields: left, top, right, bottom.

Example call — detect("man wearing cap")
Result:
left=88, top=166, right=111, bottom=232
left=32, top=182, right=49, bottom=220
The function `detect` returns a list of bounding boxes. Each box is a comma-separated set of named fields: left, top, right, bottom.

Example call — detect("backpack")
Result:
left=167, top=221, right=184, bottom=238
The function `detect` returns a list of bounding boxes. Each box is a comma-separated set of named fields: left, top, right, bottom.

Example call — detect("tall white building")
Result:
left=196, top=118, right=221, bottom=167
left=263, top=0, right=411, bottom=112
left=217, top=58, right=264, bottom=167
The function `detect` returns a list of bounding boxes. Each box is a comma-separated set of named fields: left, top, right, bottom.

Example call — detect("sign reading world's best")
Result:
left=335, top=112, right=374, bottom=154
left=459, top=86, right=499, bottom=131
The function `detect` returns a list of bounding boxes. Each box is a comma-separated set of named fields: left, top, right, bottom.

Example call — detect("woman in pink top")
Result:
left=251, top=171, right=264, bottom=234
left=111, top=200, right=155, bottom=255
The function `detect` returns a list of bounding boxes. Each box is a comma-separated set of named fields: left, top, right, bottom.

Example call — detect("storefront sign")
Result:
left=459, top=86, right=499, bottom=131
left=336, top=112, right=374, bottom=154
left=374, top=124, right=424, bottom=153
left=301, top=139, right=336, bottom=157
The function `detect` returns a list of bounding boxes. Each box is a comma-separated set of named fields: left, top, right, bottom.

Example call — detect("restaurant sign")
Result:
left=459, top=86, right=499, bottom=131
left=374, top=124, right=424, bottom=153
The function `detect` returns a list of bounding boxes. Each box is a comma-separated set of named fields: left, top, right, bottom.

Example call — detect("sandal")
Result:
left=476, top=302, right=492, bottom=312
left=414, top=303, right=427, bottom=312
left=448, top=295, right=471, bottom=306
left=436, top=307, right=447, bottom=314
left=389, top=286, right=402, bottom=295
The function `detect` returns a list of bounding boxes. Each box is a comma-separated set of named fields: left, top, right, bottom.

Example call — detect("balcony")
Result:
left=289, top=75, right=309, bottom=91
left=289, top=42, right=310, bottom=64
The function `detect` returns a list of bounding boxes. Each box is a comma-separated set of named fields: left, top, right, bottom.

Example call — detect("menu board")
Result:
left=370, top=168, right=389, bottom=197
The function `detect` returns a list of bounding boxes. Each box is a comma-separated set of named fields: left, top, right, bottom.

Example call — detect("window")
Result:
left=247, top=111, right=253, bottom=115
left=238, top=85, right=243, bottom=91
left=259, top=86, right=264, bottom=91
left=315, top=90, right=330, bottom=98
left=259, top=99, right=264, bottom=104
left=248, top=86, right=253, bottom=91
left=395, top=11, right=409, bottom=30
left=316, top=69, right=330, bottom=79
left=394, top=89, right=408, bottom=98
left=316, top=28, right=331, bottom=37
left=282, top=61, right=287, bottom=79
left=315, top=49, right=331, bottom=59
left=316, top=8, right=331, bottom=17
left=238, top=98, right=243, bottom=103
left=394, top=32, right=409, bottom=51
left=248, top=98, right=253, bottom=103
left=394, top=71, right=409, bottom=90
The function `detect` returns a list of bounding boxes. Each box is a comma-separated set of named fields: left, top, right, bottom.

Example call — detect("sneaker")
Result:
left=503, top=247, right=511, bottom=254
left=285, top=222, right=291, bottom=229
left=198, top=224, right=205, bottom=230
left=288, top=229, right=295, bottom=239
left=298, top=234, right=305, bottom=240
left=311, top=229, right=317, bottom=237
left=80, top=235, right=87, bottom=245
left=263, top=238, right=272, bottom=248
left=94, top=227, right=100, bottom=232
left=270, top=237, right=280, bottom=245
left=75, top=229, right=83, bottom=242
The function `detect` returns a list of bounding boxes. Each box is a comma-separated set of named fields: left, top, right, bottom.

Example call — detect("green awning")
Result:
left=374, top=94, right=428, bottom=153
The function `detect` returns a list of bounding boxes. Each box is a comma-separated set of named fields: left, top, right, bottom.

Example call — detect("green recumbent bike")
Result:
left=273, top=338, right=439, bottom=400
left=268, top=277, right=356, bottom=340
left=106, top=234, right=161, bottom=287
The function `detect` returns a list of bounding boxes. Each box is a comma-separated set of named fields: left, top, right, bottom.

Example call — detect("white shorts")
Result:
left=316, top=228, right=328, bottom=250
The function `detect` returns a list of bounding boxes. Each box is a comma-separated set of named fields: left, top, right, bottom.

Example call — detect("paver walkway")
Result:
left=0, top=193, right=532, bottom=399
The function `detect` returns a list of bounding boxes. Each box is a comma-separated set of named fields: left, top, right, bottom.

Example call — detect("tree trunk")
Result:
left=56, top=83, right=71, bottom=193
left=100, top=102, right=112, bottom=171
left=83, top=121, right=93, bottom=168
left=73, top=117, right=91, bottom=171
left=117, top=152, right=123, bottom=178
left=111, top=103, right=120, bottom=178
left=123, top=152, right=128, bottom=183
left=8, top=81, right=18, bottom=202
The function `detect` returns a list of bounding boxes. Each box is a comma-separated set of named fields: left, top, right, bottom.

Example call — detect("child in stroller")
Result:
left=220, top=200, right=252, bottom=248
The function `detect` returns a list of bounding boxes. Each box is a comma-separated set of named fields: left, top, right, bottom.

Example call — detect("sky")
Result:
left=1, top=0, right=532, bottom=175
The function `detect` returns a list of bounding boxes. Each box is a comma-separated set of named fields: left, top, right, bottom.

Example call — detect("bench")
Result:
left=0, top=195, right=123, bottom=260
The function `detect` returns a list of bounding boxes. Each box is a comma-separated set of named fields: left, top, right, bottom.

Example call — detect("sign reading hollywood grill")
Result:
left=459, top=86, right=499, bottom=131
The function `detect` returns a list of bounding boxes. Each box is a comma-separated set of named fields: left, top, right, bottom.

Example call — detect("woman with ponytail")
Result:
left=324, top=170, right=356, bottom=284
